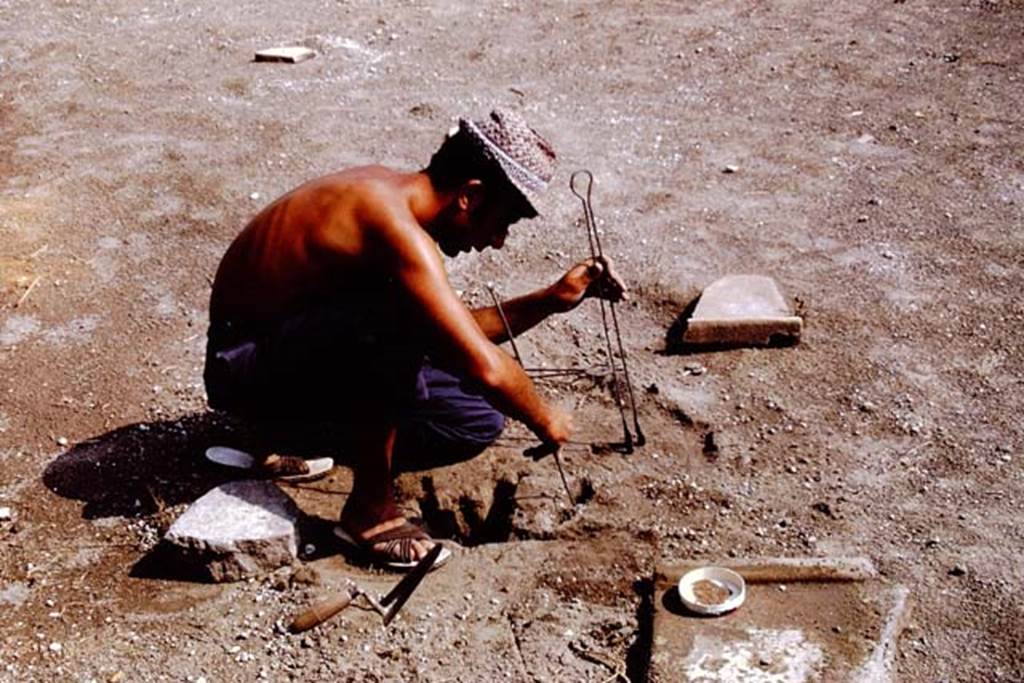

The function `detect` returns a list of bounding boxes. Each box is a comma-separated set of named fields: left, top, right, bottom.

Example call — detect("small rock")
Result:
left=107, top=672, right=125, bottom=683
left=722, top=164, right=739, bottom=174
left=811, top=501, right=834, bottom=517
left=249, top=192, right=261, bottom=201
left=289, top=564, right=320, bottom=587
left=0, top=507, right=11, bottom=521
left=56, top=436, right=69, bottom=447
left=48, top=642, right=62, bottom=653
left=164, top=481, right=302, bottom=582
left=949, top=565, right=967, bottom=577
left=856, top=214, right=869, bottom=223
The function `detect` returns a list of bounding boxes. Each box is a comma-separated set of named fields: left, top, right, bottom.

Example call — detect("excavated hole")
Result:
left=418, top=476, right=520, bottom=547
left=418, top=474, right=598, bottom=546
left=702, top=431, right=719, bottom=459
left=557, top=475, right=597, bottom=523
left=576, top=476, right=596, bottom=505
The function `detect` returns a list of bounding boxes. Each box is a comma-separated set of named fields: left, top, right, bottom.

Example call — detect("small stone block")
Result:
left=164, top=480, right=301, bottom=582
left=254, top=46, right=316, bottom=64
left=681, top=274, right=802, bottom=348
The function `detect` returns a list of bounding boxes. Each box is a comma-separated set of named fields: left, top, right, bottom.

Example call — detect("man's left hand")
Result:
left=547, top=257, right=628, bottom=313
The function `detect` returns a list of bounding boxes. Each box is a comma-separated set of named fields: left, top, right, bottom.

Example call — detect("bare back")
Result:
left=209, top=166, right=417, bottom=328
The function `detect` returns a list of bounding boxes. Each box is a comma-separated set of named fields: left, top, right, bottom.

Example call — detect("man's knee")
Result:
left=460, top=405, right=505, bottom=447
left=406, top=400, right=505, bottom=460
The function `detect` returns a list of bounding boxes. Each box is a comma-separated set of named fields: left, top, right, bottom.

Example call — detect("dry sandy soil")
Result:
left=1, top=0, right=1023, bottom=681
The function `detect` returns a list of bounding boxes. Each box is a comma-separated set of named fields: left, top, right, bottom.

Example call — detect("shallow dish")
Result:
left=677, top=566, right=746, bottom=616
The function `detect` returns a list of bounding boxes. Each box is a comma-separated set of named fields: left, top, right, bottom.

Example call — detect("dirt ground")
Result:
left=1, top=0, right=1022, bottom=680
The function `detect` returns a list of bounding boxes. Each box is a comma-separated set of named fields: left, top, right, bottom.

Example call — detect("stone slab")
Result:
left=650, top=558, right=910, bottom=682
left=164, top=480, right=301, bottom=582
left=681, top=274, right=802, bottom=348
left=254, top=46, right=316, bottom=63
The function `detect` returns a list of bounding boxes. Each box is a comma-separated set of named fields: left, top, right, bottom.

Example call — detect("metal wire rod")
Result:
left=607, top=298, right=645, bottom=446
left=570, top=170, right=642, bottom=452
left=524, top=366, right=611, bottom=376
left=487, top=284, right=523, bottom=366
left=488, top=284, right=581, bottom=497
left=551, top=446, right=575, bottom=506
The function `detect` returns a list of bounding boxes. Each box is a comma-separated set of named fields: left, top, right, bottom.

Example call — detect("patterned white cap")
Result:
left=459, top=109, right=557, bottom=215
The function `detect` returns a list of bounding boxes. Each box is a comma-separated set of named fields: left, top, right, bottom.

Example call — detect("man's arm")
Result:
left=368, top=205, right=572, bottom=445
left=472, top=258, right=628, bottom=343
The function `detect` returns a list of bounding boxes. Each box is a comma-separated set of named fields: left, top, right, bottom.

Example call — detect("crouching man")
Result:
left=205, top=110, right=624, bottom=569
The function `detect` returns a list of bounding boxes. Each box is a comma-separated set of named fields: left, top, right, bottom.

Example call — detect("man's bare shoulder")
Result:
left=290, top=165, right=403, bottom=205
left=340, top=173, right=435, bottom=252
left=280, top=167, right=435, bottom=270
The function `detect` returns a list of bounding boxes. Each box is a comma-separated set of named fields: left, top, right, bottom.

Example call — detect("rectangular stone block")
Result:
left=680, top=274, right=802, bottom=348
left=650, top=557, right=910, bottom=682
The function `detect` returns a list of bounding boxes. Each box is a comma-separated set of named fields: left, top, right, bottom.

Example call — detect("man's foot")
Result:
left=334, top=516, right=450, bottom=571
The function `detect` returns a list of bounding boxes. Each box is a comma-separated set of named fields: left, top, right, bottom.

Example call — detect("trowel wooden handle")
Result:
left=290, top=592, right=354, bottom=633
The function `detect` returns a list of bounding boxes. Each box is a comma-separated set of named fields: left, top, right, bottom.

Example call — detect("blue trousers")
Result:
left=203, top=306, right=505, bottom=465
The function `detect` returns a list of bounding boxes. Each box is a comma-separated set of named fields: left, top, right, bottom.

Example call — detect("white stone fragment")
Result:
left=164, top=480, right=301, bottom=582
left=254, top=46, right=316, bottom=64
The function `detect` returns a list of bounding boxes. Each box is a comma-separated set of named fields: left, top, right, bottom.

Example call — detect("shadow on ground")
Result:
left=42, top=412, right=250, bottom=519
left=42, top=410, right=495, bottom=520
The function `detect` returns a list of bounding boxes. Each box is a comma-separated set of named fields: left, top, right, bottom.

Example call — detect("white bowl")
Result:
left=677, top=566, right=746, bottom=616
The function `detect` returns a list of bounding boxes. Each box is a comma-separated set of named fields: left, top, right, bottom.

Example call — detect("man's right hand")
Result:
left=536, top=406, right=574, bottom=446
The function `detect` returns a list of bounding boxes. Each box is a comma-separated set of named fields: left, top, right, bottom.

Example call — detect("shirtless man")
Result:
left=205, top=110, right=624, bottom=569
